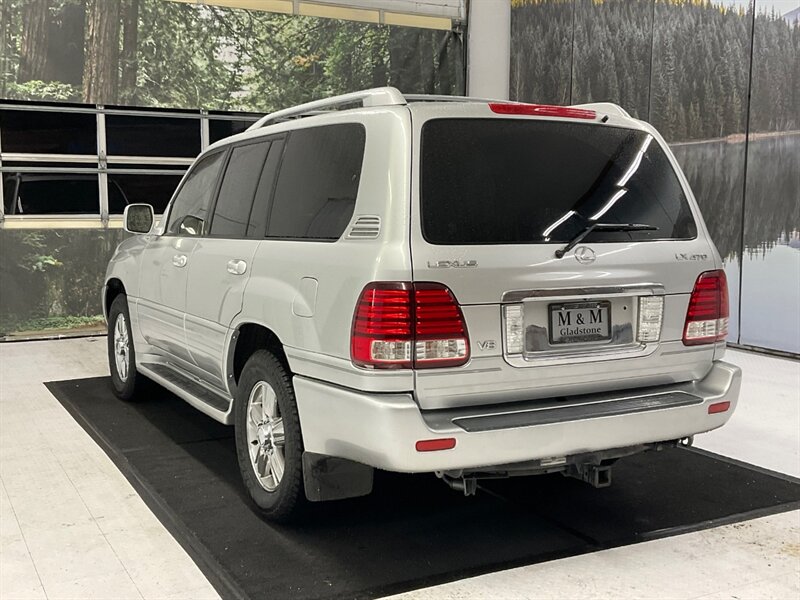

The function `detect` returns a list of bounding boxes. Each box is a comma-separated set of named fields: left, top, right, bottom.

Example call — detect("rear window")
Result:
left=421, top=119, right=697, bottom=245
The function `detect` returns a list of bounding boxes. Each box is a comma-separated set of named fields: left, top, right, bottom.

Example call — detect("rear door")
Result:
left=410, top=106, right=718, bottom=409
left=184, top=137, right=284, bottom=388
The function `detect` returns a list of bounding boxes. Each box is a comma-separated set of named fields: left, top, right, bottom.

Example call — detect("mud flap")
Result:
left=302, top=452, right=374, bottom=502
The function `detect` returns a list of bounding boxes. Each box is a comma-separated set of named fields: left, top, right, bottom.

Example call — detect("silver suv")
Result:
left=104, top=88, right=741, bottom=521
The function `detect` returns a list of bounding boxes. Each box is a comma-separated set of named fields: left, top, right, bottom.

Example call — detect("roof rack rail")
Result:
left=247, top=87, right=406, bottom=130
left=404, top=94, right=504, bottom=104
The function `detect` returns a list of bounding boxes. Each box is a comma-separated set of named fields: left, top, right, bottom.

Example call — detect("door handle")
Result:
left=227, top=259, right=247, bottom=275
left=172, top=254, right=187, bottom=268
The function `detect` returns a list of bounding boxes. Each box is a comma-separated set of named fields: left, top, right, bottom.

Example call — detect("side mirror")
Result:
left=123, top=204, right=154, bottom=234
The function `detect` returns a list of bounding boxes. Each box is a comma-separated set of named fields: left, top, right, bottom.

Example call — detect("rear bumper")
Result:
left=294, top=360, right=741, bottom=473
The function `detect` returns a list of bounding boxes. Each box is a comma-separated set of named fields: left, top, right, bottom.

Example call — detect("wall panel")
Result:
left=510, top=0, right=575, bottom=104
left=571, top=0, right=654, bottom=118
left=739, top=0, right=800, bottom=353
left=511, top=0, right=800, bottom=352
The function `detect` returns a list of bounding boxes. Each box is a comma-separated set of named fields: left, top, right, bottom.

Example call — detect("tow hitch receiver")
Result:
left=564, top=463, right=613, bottom=488
left=437, top=472, right=478, bottom=496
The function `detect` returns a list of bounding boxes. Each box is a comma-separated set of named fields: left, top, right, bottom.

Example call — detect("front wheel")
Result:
left=234, top=350, right=304, bottom=521
left=107, top=294, right=141, bottom=400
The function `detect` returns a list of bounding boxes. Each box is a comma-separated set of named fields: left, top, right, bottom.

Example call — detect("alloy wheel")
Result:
left=246, top=380, right=286, bottom=492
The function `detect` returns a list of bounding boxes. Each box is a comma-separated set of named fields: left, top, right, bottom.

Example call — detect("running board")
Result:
left=452, top=391, right=703, bottom=433
left=139, top=362, right=232, bottom=424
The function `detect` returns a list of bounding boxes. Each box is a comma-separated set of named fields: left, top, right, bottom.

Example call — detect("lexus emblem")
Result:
left=574, top=246, right=596, bottom=264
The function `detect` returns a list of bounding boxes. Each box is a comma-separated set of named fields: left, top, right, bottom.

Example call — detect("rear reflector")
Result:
left=489, top=102, right=597, bottom=120
left=415, top=438, right=456, bottom=452
left=708, top=401, right=731, bottom=414
left=351, top=282, right=469, bottom=369
left=683, top=270, right=729, bottom=345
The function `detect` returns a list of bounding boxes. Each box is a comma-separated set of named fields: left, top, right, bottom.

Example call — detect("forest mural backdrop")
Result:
left=0, top=0, right=464, bottom=110
left=512, top=0, right=800, bottom=354
left=0, top=0, right=463, bottom=338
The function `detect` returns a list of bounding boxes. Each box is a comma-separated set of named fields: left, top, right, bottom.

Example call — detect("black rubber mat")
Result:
left=46, top=377, right=800, bottom=600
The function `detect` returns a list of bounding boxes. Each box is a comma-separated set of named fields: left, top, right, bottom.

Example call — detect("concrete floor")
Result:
left=0, top=339, right=798, bottom=599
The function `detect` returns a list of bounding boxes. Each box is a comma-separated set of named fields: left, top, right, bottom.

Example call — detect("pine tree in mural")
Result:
left=511, top=0, right=799, bottom=141
left=82, top=0, right=121, bottom=104
left=18, top=0, right=51, bottom=83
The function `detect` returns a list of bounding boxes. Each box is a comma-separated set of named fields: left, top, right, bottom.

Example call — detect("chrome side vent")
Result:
left=347, top=215, right=381, bottom=239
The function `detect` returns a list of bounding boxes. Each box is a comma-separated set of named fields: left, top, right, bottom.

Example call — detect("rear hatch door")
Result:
left=409, top=103, right=718, bottom=409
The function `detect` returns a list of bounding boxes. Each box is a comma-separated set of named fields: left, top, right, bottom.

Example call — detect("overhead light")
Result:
left=617, top=134, right=653, bottom=187
left=299, top=2, right=379, bottom=23
left=167, top=0, right=293, bottom=13
left=384, top=12, right=452, bottom=31
left=162, top=0, right=453, bottom=30
left=590, top=188, right=627, bottom=221
left=542, top=210, right=576, bottom=239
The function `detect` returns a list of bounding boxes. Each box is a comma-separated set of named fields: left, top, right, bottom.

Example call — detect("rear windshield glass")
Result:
left=421, top=119, right=697, bottom=245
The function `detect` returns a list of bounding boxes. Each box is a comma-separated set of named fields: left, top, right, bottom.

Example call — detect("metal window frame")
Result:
left=0, top=102, right=258, bottom=228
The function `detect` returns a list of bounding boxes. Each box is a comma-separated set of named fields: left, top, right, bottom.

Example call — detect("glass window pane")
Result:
left=106, top=115, right=200, bottom=157
left=210, top=141, right=270, bottom=238
left=209, top=119, right=258, bottom=144
left=421, top=119, right=697, bottom=245
left=0, top=110, right=96, bottom=154
left=107, top=173, right=184, bottom=214
left=165, top=152, right=226, bottom=236
left=2, top=172, right=99, bottom=214
left=268, top=124, right=365, bottom=241
left=247, top=138, right=284, bottom=239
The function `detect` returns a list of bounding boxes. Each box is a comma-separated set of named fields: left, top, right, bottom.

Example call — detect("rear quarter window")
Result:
left=267, top=123, right=365, bottom=241
left=420, top=119, right=697, bottom=245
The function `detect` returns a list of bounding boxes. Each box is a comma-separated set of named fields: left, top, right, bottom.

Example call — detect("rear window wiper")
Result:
left=554, top=222, right=658, bottom=258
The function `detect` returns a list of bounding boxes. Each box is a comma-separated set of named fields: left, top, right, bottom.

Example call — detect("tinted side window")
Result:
left=247, top=138, right=284, bottom=239
left=210, top=141, right=271, bottom=238
left=267, top=123, right=365, bottom=241
left=166, top=151, right=226, bottom=236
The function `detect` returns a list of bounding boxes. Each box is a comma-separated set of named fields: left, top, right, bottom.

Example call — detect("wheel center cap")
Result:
left=257, top=422, right=272, bottom=447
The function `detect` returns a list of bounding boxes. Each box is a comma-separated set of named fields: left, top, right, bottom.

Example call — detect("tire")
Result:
left=234, top=349, right=304, bottom=522
left=107, top=294, right=141, bottom=401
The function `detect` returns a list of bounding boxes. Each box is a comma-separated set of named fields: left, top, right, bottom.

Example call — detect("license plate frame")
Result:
left=548, top=301, right=612, bottom=345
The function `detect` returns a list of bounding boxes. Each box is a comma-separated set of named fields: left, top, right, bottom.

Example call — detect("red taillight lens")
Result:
left=683, top=270, right=729, bottom=345
left=351, top=282, right=469, bottom=369
left=488, top=102, right=597, bottom=120
left=351, top=283, right=413, bottom=368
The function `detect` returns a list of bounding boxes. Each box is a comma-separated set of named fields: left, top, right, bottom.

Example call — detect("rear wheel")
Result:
left=107, top=294, right=141, bottom=400
left=234, top=350, right=304, bottom=521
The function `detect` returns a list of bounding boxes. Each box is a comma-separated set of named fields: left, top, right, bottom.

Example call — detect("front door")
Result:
left=137, top=235, right=199, bottom=363
left=136, top=149, right=228, bottom=364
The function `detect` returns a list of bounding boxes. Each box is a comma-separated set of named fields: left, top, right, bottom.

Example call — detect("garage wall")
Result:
left=511, top=0, right=800, bottom=355
left=0, top=0, right=465, bottom=338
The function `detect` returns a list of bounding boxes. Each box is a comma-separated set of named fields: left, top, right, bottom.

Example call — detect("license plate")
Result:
left=549, top=301, right=611, bottom=344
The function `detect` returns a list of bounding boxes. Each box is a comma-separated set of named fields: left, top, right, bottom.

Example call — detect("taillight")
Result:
left=683, top=270, right=729, bottom=345
left=351, top=282, right=469, bottom=369
left=488, top=102, right=597, bottom=120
